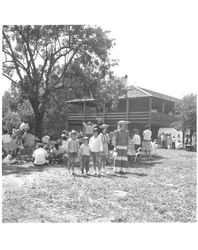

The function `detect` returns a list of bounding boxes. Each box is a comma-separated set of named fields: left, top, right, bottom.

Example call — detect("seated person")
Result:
left=2, top=150, right=17, bottom=165
left=50, top=143, right=64, bottom=163
left=33, top=143, right=49, bottom=166
left=22, top=130, right=35, bottom=155
left=2, top=130, right=11, bottom=144
left=20, top=120, right=29, bottom=131
left=42, top=134, right=51, bottom=144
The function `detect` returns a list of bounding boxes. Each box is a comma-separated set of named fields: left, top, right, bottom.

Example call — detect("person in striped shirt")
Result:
left=67, top=130, right=80, bottom=175
left=114, top=120, right=130, bottom=174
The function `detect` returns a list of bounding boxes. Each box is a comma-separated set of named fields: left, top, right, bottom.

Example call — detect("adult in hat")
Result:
left=83, top=121, right=95, bottom=138
left=99, top=124, right=110, bottom=174
left=114, top=120, right=130, bottom=174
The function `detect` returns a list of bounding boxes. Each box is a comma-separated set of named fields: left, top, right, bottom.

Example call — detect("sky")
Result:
left=1, top=0, right=198, bottom=99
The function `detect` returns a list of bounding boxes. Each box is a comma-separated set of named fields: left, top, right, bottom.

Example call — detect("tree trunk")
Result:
left=30, top=98, right=45, bottom=139
left=34, top=110, right=44, bottom=139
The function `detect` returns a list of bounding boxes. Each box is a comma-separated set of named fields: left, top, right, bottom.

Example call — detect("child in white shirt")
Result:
left=133, top=129, right=141, bottom=151
left=89, top=128, right=103, bottom=176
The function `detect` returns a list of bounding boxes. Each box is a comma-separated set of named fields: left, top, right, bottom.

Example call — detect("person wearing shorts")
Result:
left=67, top=130, right=79, bottom=175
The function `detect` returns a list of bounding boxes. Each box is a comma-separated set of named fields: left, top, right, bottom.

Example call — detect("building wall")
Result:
left=129, top=97, right=149, bottom=112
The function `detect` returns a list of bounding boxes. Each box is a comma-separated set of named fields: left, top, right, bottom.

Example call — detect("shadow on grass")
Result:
left=2, top=164, right=46, bottom=176
left=2, top=163, right=68, bottom=176
left=2, top=154, right=165, bottom=177
left=126, top=172, right=148, bottom=177
left=128, top=157, right=164, bottom=169
left=106, top=173, right=128, bottom=179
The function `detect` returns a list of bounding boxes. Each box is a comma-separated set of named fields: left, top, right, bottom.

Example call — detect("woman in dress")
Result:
left=142, top=125, right=152, bottom=158
left=114, top=120, right=130, bottom=174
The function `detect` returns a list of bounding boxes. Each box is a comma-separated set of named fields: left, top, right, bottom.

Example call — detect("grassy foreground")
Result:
left=2, top=149, right=196, bottom=222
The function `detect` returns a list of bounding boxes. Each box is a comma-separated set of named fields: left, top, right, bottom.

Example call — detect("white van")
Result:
left=158, top=128, right=183, bottom=143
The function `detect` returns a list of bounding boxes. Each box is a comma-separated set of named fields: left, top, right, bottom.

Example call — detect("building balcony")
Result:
left=151, top=111, right=176, bottom=125
left=68, top=111, right=150, bottom=124
left=68, top=110, right=177, bottom=127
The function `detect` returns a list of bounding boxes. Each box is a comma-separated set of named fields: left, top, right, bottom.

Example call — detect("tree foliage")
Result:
left=2, top=93, right=34, bottom=133
left=171, top=93, right=197, bottom=133
left=3, top=25, right=124, bottom=138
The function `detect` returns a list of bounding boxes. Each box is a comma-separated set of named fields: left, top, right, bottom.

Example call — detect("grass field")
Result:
left=2, top=149, right=197, bottom=223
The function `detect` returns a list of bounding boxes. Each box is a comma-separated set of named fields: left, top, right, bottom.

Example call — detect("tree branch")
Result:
left=2, top=73, right=18, bottom=85
left=15, top=26, right=38, bottom=81
left=3, top=31, right=24, bottom=83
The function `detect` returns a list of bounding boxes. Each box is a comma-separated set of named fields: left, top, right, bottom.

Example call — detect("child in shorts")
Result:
left=80, top=137, right=91, bottom=175
left=67, top=130, right=79, bottom=175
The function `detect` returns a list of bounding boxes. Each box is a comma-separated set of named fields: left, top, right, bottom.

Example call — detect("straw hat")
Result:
left=93, top=128, right=99, bottom=133
left=100, top=124, right=109, bottom=129
left=71, top=130, right=77, bottom=135
left=83, top=136, right=89, bottom=141
left=118, top=120, right=129, bottom=125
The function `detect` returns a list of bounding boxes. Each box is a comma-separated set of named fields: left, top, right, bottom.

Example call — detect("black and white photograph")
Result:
left=0, top=0, right=197, bottom=249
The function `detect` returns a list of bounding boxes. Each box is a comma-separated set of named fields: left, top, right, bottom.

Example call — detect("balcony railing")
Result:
left=68, top=111, right=150, bottom=123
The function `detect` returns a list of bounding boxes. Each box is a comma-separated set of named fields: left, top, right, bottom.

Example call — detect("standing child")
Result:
left=133, top=129, right=141, bottom=151
left=99, top=124, right=110, bottom=175
left=128, top=131, right=135, bottom=161
left=89, top=128, right=103, bottom=176
left=62, top=135, right=68, bottom=164
left=151, top=139, right=158, bottom=155
left=80, top=137, right=91, bottom=175
left=67, top=130, right=79, bottom=175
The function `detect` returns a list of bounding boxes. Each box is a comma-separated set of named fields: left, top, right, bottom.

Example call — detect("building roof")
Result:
left=136, top=86, right=181, bottom=103
left=66, top=85, right=181, bottom=103
left=66, top=98, right=94, bottom=103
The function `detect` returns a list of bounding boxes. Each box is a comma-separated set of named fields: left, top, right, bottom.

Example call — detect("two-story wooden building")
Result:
left=66, top=85, right=180, bottom=139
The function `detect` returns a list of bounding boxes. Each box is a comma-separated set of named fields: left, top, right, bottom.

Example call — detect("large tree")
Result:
left=171, top=93, right=197, bottom=135
left=3, top=25, right=124, bottom=138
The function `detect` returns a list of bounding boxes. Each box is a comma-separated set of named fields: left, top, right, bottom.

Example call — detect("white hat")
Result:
left=71, top=130, right=77, bottom=135
left=100, top=124, right=109, bottom=128
left=118, top=120, right=129, bottom=125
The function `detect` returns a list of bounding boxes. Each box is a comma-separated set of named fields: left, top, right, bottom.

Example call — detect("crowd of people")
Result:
left=2, top=118, right=197, bottom=176
left=158, top=132, right=196, bottom=151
